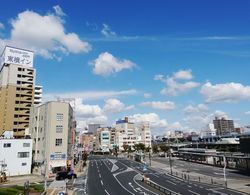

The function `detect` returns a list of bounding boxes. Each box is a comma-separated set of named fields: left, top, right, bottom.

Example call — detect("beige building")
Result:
left=29, top=101, right=74, bottom=175
left=0, top=46, right=36, bottom=138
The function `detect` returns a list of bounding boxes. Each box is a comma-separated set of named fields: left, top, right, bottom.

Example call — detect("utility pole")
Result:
left=169, top=151, right=173, bottom=175
left=223, top=155, right=227, bottom=188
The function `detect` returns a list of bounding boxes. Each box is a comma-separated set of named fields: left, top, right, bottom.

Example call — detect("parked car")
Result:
left=55, top=171, right=77, bottom=181
left=158, top=152, right=165, bottom=157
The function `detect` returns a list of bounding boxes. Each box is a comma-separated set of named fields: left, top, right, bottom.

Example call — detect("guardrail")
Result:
left=145, top=179, right=180, bottom=195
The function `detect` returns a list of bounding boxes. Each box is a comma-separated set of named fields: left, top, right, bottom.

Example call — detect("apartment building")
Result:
left=0, top=137, right=32, bottom=176
left=213, top=117, right=235, bottom=135
left=115, top=117, right=151, bottom=151
left=0, top=46, right=36, bottom=138
left=29, top=101, right=74, bottom=175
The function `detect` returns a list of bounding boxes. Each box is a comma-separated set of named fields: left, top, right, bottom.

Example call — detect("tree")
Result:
left=152, top=144, right=159, bottom=153
left=122, top=144, right=129, bottom=152
left=159, top=144, right=170, bottom=155
left=133, top=143, right=146, bottom=152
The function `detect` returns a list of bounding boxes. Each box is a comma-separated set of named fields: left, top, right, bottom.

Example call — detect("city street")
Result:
left=152, top=157, right=250, bottom=180
left=79, top=155, right=246, bottom=195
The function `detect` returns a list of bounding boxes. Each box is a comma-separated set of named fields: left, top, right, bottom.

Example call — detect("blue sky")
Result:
left=1, top=1, right=250, bottom=134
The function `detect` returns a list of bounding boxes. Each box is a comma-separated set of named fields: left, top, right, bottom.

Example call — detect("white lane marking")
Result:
left=133, top=174, right=159, bottom=195
left=99, top=173, right=101, bottom=178
left=113, top=174, right=135, bottom=195
left=165, top=180, right=177, bottom=185
left=187, top=185, right=192, bottom=188
left=105, top=189, right=111, bottom=195
left=188, top=190, right=200, bottom=195
left=129, top=182, right=138, bottom=192
left=73, top=178, right=76, bottom=185
left=101, top=180, right=103, bottom=185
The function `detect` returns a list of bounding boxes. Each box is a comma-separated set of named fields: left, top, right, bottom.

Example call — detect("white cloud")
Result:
left=143, top=93, right=152, bottom=98
left=130, top=113, right=168, bottom=129
left=90, top=52, right=136, bottom=76
left=0, top=9, right=91, bottom=59
left=43, top=89, right=137, bottom=101
left=173, top=69, right=193, bottom=80
left=200, top=82, right=250, bottom=103
left=184, top=104, right=208, bottom=113
left=53, top=5, right=66, bottom=16
left=140, top=101, right=175, bottom=110
left=245, top=111, right=250, bottom=115
left=155, top=69, right=200, bottom=96
left=183, top=110, right=229, bottom=131
left=103, top=98, right=134, bottom=113
left=0, top=22, right=4, bottom=30
left=101, top=23, right=116, bottom=37
left=75, top=98, right=103, bottom=118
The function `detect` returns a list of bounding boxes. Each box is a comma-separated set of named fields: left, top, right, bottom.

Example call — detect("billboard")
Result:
left=1, top=46, right=34, bottom=67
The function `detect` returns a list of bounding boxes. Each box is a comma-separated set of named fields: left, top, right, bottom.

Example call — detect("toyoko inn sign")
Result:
left=1, top=46, right=34, bottom=68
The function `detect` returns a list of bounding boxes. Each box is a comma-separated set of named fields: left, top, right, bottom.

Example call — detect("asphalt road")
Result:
left=75, top=155, right=246, bottom=195
left=152, top=157, right=250, bottom=180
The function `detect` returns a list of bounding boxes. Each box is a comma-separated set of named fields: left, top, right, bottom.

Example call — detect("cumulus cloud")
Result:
left=74, top=98, right=107, bottom=130
left=173, top=69, right=193, bottom=80
left=183, top=110, right=229, bottom=131
left=90, top=52, right=136, bottom=76
left=75, top=98, right=103, bottom=118
left=200, top=82, right=250, bottom=103
left=0, top=22, right=4, bottom=30
left=245, top=111, right=250, bottom=115
left=53, top=5, right=66, bottom=16
left=101, top=23, right=116, bottom=37
left=129, top=113, right=168, bottom=129
left=0, top=9, right=91, bottom=59
left=155, top=69, right=200, bottom=96
left=183, top=104, right=208, bottom=113
left=143, top=93, right=152, bottom=98
left=103, top=98, right=134, bottom=113
left=140, top=101, right=175, bottom=110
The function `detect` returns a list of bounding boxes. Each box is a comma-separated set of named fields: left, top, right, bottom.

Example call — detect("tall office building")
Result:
left=0, top=46, right=36, bottom=138
left=213, top=117, right=235, bottom=135
left=29, top=101, right=74, bottom=176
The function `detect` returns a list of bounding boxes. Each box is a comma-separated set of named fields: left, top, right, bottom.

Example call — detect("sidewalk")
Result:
left=46, top=161, right=89, bottom=195
left=0, top=174, right=46, bottom=186
left=148, top=158, right=250, bottom=194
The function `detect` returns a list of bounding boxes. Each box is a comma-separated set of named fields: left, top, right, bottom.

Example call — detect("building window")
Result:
left=23, top=143, right=30, bottom=147
left=3, top=143, right=11, bottom=148
left=55, top=139, right=62, bottom=146
left=21, top=163, right=27, bottom=166
left=18, top=152, right=29, bottom=158
left=56, top=125, right=63, bottom=133
left=56, top=113, right=63, bottom=121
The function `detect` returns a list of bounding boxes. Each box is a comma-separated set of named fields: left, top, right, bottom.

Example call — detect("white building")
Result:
left=0, top=138, right=32, bottom=176
left=29, top=101, right=74, bottom=176
left=115, top=117, right=151, bottom=151
left=34, top=85, right=43, bottom=105
left=201, top=123, right=217, bottom=137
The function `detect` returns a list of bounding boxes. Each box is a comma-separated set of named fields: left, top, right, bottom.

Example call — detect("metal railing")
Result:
left=145, top=179, right=180, bottom=195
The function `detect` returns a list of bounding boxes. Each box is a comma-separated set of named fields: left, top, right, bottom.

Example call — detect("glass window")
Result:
left=56, top=113, right=63, bottom=121
left=18, top=152, right=29, bottom=158
left=3, top=143, right=11, bottom=148
left=55, top=139, right=62, bottom=146
left=21, top=163, right=27, bottom=166
left=23, top=143, right=30, bottom=147
left=56, top=125, right=63, bottom=133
